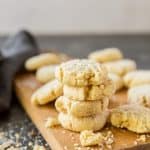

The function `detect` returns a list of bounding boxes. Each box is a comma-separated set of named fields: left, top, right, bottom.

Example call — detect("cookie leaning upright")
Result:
left=55, top=59, right=108, bottom=86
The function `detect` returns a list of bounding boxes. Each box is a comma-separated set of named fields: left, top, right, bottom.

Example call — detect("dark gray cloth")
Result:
left=0, top=30, right=39, bottom=112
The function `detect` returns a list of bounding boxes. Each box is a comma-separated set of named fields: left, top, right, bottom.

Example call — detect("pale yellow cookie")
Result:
left=110, top=104, right=150, bottom=133
left=58, top=111, right=109, bottom=132
left=55, top=96, right=109, bottom=117
left=124, top=70, right=150, bottom=88
left=36, top=65, right=58, bottom=83
left=31, top=79, right=63, bottom=105
left=63, top=79, right=115, bottom=101
left=104, top=59, right=136, bottom=76
left=128, top=84, right=150, bottom=107
left=88, top=48, right=123, bottom=63
left=25, top=53, right=61, bottom=71
left=55, top=59, right=108, bottom=86
left=108, top=73, right=124, bottom=91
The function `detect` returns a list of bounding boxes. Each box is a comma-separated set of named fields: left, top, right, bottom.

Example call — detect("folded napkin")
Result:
left=0, top=30, right=39, bottom=113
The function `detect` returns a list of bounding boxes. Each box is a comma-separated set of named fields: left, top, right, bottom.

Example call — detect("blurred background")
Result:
left=0, top=0, right=150, bottom=67
left=0, top=0, right=150, bottom=35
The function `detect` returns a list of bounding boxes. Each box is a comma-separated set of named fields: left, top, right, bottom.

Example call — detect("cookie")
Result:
left=124, top=70, right=150, bottom=88
left=25, top=53, right=62, bottom=71
left=58, top=111, right=109, bottom=132
left=104, top=59, right=136, bottom=76
left=110, top=104, right=150, bottom=133
left=108, top=73, right=124, bottom=91
left=63, top=79, right=115, bottom=101
left=55, top=59, right=108, bottom=86
left=31, top=79, right=63, bottom=105
left=55, top=96, right=109, bottom=117
left=36, top=65, right=58, bottom=83
left=128, top=84, right=150, bottom=107
left=88, top=48, right=123, bottom=63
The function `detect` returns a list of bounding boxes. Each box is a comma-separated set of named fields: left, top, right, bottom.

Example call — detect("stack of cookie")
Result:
left=55, top=59, right=115, bottom=132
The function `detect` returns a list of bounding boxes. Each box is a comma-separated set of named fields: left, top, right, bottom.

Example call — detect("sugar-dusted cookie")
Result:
left=55, top=59, right=108, bottom=86
left=31, top=79, right=63, bottom=105
left=63, top=79, right=115, bottom=101
left=110, top=104, right=150, bottom=133
left=55, top=96, right=109, bottom=117
left=25, top=53, right=62, bottom=71
left=58, top=111, right=109, bottom=132
left=128, top=84, right=150, bottom=107
left=108, top=73, right=124, bottom=91
left=88, top=48, right=123, bottom=63
left=124, top=70, right=150, bottom=88
left=36, top=65, right=58, bottom=83
left=104, top=59, right=136, bottom=76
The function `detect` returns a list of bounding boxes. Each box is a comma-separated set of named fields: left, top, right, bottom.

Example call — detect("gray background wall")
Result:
left=0, top=0, right=150, bottom=35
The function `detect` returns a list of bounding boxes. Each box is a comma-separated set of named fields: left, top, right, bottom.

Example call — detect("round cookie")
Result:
left=36, top=65, right=58, bottom=83
left=55, top=59, right=108, bottom=86
left=88, top=48, right=123, bottom=63
left=63, top=79, right=115, bottom=101
left=31, top=79, right=63, bottom=105
left=104, top=59, right=136, bottom=76
left=55, top=96, right=109, bottom=117
left=110, top=104, right=150, bottom=133
left=25, top=53, right=62, bottom=71
left=58, top=111, right=109, bottom=132
left=128, top=84, right=150, bottom=107
left=124, top=70, right=150, bottom=88
left=108, top=73, right=124, bottom=91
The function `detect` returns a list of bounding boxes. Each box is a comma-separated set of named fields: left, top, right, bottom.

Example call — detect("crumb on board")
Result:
left=64, top=145, right=68, bottom=150
left=136, top=134, right=146, bottom=143
left=80, top=130, right=114, bottom=149
left=80, top=130, right=103, bottom=146
left=133, top=134, right=147, bottom=146
left=45, top=117, right=60, bottom=128
left=28, top=141, right=33, bottom=146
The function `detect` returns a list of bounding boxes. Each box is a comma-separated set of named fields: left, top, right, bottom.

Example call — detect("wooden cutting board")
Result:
left=14, top=73, right=150, bottom=150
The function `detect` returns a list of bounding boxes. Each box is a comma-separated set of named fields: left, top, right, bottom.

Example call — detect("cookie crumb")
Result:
left=33, top=145, right=46, bottom=150
left=74, top=143, right=80, bottom=147
left=64, top=146, right=68, bottom=150
left=62, top=130, right=66, bottom=134
left=134, top=141, right=138, bottom=145
left=80, top=130, right=103, bottom=147
left=80, top=130, right=114, bottom=149
left=15, top=133, right=20, bottom=141
left=28, top=141, right=33, bottom=146
left=45, top=117, right=60, bottom=128
left=137, top=134, right=146, bottom=142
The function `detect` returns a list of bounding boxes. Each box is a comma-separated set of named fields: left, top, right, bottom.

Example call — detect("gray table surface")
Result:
left=0, top=35, right=150, bottom=150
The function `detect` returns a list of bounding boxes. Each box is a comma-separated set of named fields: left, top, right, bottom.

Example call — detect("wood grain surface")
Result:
left=14, top=73, right=150, bottom=150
